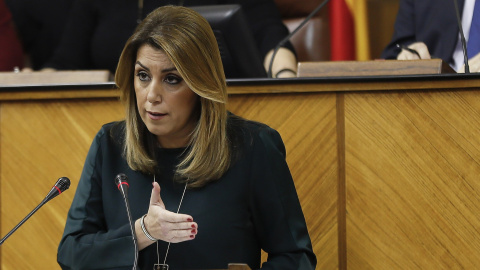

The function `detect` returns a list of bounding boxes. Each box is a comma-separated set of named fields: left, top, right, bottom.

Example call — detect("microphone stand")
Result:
left=267, top=0, right=332, bottom=78
left=116, top=174, right=139, bottom=270
left=121, top=191, right=139, bottom=270
left=0, top=198, right=49, bottom=246
left=453, top=0, right=470, bottom=73
left=0, top=177, right=70, bottom=246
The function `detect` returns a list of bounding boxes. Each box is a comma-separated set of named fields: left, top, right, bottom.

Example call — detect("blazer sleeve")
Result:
left=230, top=0, right=295, bottom=57
left=57, top=128, right=134, bottom=270
left=249, top=127, right=316, bottom=269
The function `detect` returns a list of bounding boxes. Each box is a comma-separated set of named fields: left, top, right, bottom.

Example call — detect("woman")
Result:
left=57, top=6, right=315, bottom=269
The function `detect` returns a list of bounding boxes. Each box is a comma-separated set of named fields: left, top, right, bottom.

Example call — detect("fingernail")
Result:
left=191, top=224, right=196, bottom=228
left=187, top=218, right=193, bottom=222
left=190, top=235, right=195, bottom=239
left=191, top=229, right=196, bottom=234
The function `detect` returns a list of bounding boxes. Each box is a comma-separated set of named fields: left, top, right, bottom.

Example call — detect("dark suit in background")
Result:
left=44, top=0, right=292, bottom=75
left=381, top=0, right=465, bottom=65
left=5, top=0, right=73, bottom=70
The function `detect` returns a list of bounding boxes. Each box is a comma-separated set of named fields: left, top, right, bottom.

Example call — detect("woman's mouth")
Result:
left=147, top=111, right=167, bottom=120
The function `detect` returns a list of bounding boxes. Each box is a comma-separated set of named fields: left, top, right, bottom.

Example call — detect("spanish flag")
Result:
left=329, top=0, right=370, bottom=61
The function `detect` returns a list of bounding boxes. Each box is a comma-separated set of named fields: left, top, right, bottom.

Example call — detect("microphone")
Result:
left=0, top=177, right=71, bottom=246
left=453, top=0, right=470, bottom=73
left=45, top=176, right=71, bottom=203
left=115, top=173, right=130, bottom=199
left=115, top=173, right=139, bottom=270
left=267, top=0, right=332, bottom=78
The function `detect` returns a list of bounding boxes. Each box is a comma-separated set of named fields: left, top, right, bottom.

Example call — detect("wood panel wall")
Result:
left=0, top=90, right=339, bottom=269
left=228, top=92, right=339, bottom=269
left=344, top=89, right=480, bottom=268
left=0, top=99, right=124, bottom=269
left=1, top=76, right=480, bottom=269
left=367, top=0, right=400, bottom=59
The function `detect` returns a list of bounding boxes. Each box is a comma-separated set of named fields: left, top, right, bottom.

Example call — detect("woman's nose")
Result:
left=146, top=81, right=162, bottom=103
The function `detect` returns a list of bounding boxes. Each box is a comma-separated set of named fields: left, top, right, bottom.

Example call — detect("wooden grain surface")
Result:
left=2, top=76, right=480, bottom=269
left=344, top=90, right=480, bottom=269
left=297, top=60, right=455, bottom=78
left=0, top=99, right=124, bottom=270
left=0, top=70, right=111, bottom=86
left=0, top=92, right=338, bottom=269
left=228, top=93, right=339, bottom=269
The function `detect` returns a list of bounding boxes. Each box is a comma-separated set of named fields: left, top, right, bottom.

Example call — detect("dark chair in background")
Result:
left=274, top=0, right=330, bottom=62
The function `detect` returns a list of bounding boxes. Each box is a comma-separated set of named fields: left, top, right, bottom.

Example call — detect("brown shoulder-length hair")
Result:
left=115, top=5, right=230, bottom=188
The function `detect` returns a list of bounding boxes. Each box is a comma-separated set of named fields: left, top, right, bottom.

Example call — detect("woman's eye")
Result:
left=136, top=71, right=150, bottom=81
left=164, top=74, right=182, bottom=85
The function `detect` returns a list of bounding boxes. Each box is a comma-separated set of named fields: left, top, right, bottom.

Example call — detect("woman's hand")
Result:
left=136, top=182, right=197, bottom=250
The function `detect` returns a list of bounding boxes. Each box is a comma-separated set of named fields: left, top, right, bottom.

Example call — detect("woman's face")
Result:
left=134, top=44, right=199, bottom=148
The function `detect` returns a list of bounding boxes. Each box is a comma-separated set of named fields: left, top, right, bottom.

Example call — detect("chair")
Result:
left=274, top=0, right=331, bottom=62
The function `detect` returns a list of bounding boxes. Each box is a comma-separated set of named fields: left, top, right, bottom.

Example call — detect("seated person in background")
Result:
left=44, top=0, right=297, bottom=78
left=0, top=0, right=23, bottom=71
left=381, top=0, right=480, bottom=73
left=5, top=0, right=73, bottom=71
left=57, top=5, right=316, bottom=270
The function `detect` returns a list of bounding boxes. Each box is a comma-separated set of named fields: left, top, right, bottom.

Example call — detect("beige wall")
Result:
left=368, top=0, right=400, bottom=59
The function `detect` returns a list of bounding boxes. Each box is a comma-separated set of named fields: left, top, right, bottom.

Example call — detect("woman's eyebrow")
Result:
left=161, top=67, right=177, bottom=73
left=135, top=61, right=177, bottom=73
left=135, top=61, right=149, bottom=71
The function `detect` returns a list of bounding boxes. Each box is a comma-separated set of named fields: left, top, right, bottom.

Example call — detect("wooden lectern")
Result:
left=297, top=59, right=455, bottom=77
left=0, top=70, right=112, bottom=85
left=226, top=264, right=251, bottom=270
left=201, top=263, right=250, bottom=270
left=2, top=73, right=480, bottom=269
left=158, top=263, right=250, bottom=270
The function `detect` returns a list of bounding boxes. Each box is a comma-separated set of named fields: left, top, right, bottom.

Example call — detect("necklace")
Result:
left=153, top=175, right=188, bottom=270
left=137, top=0, right=186, bottom=24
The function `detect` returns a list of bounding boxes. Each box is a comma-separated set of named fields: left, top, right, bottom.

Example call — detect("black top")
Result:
left=57, top=116, right=316, bottom=269
left=5, top=0, right=74, bottom=70
left=45, top=0, right=293, bottom=75
left=381, top=0, right=465, bottom=64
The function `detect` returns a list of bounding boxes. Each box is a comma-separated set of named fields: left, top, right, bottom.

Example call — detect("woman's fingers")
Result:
left=156, top=208, right=193, bottom=223
left=152, top=214, right=197, bottom=235
left=164, top=227, right=198, bottom=243
left=147, top=216, right=198, bottom=243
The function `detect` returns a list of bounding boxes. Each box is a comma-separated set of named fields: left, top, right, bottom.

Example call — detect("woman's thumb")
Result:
left=150, top=181, right=165, bottom=208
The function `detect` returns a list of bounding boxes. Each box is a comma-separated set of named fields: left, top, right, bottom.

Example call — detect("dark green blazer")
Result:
left=58, top=116, right=316, bottom=269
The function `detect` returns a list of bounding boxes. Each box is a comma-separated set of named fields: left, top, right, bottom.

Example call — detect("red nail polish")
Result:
left=191, top=224, right=196, bottom=228
left=190, top=235, right=195, bottom=239
left=187, top=218, right=193, bottom=222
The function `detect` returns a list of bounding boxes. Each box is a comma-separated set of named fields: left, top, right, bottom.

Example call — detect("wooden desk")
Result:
left=1, top=74, right=480, bottom=269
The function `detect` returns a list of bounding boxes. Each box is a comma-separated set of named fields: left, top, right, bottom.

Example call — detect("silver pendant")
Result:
left=154, top=264, right=169, bottom=270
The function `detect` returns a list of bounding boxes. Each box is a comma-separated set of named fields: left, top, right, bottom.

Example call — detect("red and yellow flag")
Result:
left=329, top=0, right=370, bottom=61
